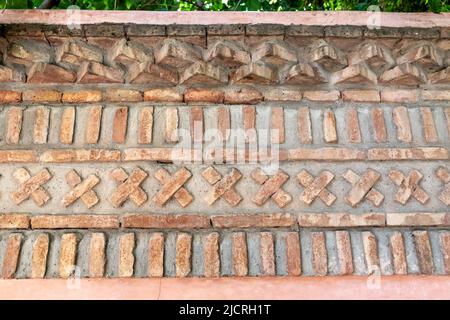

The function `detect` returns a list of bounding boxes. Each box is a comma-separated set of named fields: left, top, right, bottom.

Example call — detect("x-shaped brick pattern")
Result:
left=297, top=170, right=336, bottom=206
left=251, top=168, right=292, bottom=208
left=153, top=167, right=193, bottom=207
left=11, top=168, right=52, bottom=207
left=202, top=166, right=242, bottom=206
left=389, top=169, right=429, bottom=205
left=436, top=167, right=450, bottom=206
left=110, top=167, right=148, bottom=208
left=343, top=169, right=384, bottom=207
left=62, top=170, right=100, bottom=208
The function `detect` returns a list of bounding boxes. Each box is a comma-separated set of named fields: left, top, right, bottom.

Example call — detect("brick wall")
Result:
left=0, top=11, right=450, bottom=279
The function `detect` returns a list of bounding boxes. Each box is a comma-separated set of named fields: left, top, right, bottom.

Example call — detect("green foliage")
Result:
left=1, top=0, right=449, bottom=12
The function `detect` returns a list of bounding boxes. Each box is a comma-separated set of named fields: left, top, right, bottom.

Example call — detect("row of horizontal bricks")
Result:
left=2, top=212, right=450, bottom=229
left=1, top=229, right=449, bottom=279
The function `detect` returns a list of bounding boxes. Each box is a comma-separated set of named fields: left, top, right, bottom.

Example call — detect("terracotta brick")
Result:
left=138, top=107, right=153, bottom=144
left=211, top=213, right=293, bottom=228
left=85, top=105, right=102, bottom=144
left=387, top=213, right=450, bottom=227
left=122, top=214, right=209, bottom=229
left=413, top=231, right=434, bottom=275
left=298, top=213, right=385, bottom=228
left=224, top=87, right=263, bottom=104
left=0, top=90, right=21, bottom=103
left=362, top=231, right=379, bottom=274
left=6, top=107, right=23, bottom=144
left=148, top=233, right=164, bottom=277
left=381, top=90, right=417, bottom=103
left=392, top=106, right=412, bottom=142
left=176, top=233, right=192, bottom=277
left=368, top=147, right=448, bottom=160
left=204, top=232, right=220, bottom=278
left=106, top=89, right=142, bottom=102
left=118, top=233, right=135, bottom=277
left=323, top=109, right=337, bottom=143
left=62, top=90, right=102, bottom=103
left=33, top=107, right=50, bottom=144
left=40, top=149, right=121, bottom=162
left=1, top=233, right=22, bottom=279
left=217, top=107, right=230, bottom=141
left=303, top=90, right=340, bottom=102
left=89, top=233, right=106, bottom=278
left=0, top=213, right=30, bottom=229
left=288, top=147, right=365, bottom=161
left=422, top=90, right=450, bottom=101
left=344, top=169, right=383, bottom=207
left=143, top=88, right=183, bottom=102
left=31, top=233, right=49, bottom=279
left=311, top=232, right=327, bottom=276
left=31, top=214, right=119, bottom=229
left=11, top=168, right=52, bottom=207
left=260, top=232, right=275, bottom=276
left=263, top=88, right=302, bottom=101
left=232, top=232, right=248, bottom=276
left=23, top=90, right=61, bottom=102
left=271, top=107, right=285, bottom=144
left=285, top=232, right=301, bottom=276
left=346, top=108, right=361, bottom=143
left=371, top=107, right=387, bottom=143
left=440, top=233, right=450, bottom=275
left=243, top=105, right=257, bottom=143
left=297, top=107, right=312, bottom=144
left=445, top=109, right=450, bottom=137
left=420, top=107, right=438, bottom=143
left=389, top=231, right=407, bottom=275
left=59, top=107, right=75, bottom=144
left=342, top=90, right=380, bottom=102
left=59, top=233, right=77, bottom=279
left=336, top=231, right=353, bottom=275
left=112, top=107, right=128, bottom=143
left=185, top=88, right=224, bottom=103
left=122, top=148, right=174, bottom=162
left=165, top=107, right=179, bottom=143
left=190, top=106, right=204, bottom=143
left=204, top=167, right=242, bottom=206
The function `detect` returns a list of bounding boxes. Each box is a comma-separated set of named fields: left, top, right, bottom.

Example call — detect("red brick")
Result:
left=165, top=107, right=179, bottom=143
left=342, top=90, right=380, bottom=102
left=143, top=88, right=183, bottom=102
left=31, top=214, right=119, bottom=229
left=33, top=107, right=50, bottom=144
left=190, top=106, right=204, bottom=143
left=297, top=107, right=312, bottom=144
left=40, top=149, right=121, bottom=163
left=122, top=148, right=175, bottom=162
left=422, top=90, right=450, bottom=101
left=138, top=107, right=153, bottom=144
left=1, top=233, right=22, bottom=279
left=204, top=233, right=220, bottom=278
left=393, top=106, right=412, bottom=142
left=260, top=232, right=275, bottom=276
left=119, top=233, right=135, bottom=277
left=217, top=107, right=230, bottom=141
left=371, top=107, right=387, bottom=143
left=121, top=214, right=210, bottom=229
left=185, top=88, right=224, bottom=103
left=362, top=231, right=379, bottom=274
left=285, top=232, right=301, bottom=276
left=303, top=90, right=339, bottom=102
left=224, top=87, right=263, bottom=104
left=288, top=147, right=365, bottom=161
left=298, top=213, right=385, bottom=227
left=368, top=147, right=448, bottom=161
left=420, top=107, right=438, bottom=143
left=89, top=233, right=106, bottom=278
left=440, top=233, right=450, bottom=275
left=263, top=88, right=302, bottom=101
left=232, top=232, right=248, bottom=276
left=59, top=233, right=77, bottom=279
left=0, top=90, right=21, bottom=103
left=346, top=108, right=361, bottom=143
left=311, top=232, right=327, bottom=276
left=0, top=213, right=30, bottom=229
left=148, top=233, right=164, bottom=277
left=387, top=213, right=450, bottom=227
left=62, top=90, right=102, bottom=103
left=336, top=231, right=353, bottom=275
left=413, top=231, right=434, bottom=275
left=243, top=106, right=257, bottom=143
left=381, top=89, right=417, bottom=103
left=112, top=107, right=128, bottom=143
left=271, top=107, right=285, bottom=144
left=211, top=213, right=294, bottom=228
left=106, top=89, right=142, bottom=102
left=390, top=231, right=407, bottom=275
left=23, top=90, right=62, bottom=102
left=85, top=106, right=103, bottom=144
left=323, top=109, right=337, bottom=143
left=31, top=233, right=49, bottom=279
left=6, top=107, right=23, bottom=145
left=59, top=107, right=75, bottom=144
left=176, top=233, right=192, bottom=277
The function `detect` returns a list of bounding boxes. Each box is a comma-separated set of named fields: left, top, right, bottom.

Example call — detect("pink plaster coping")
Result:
left=0, top=10, right=449, bottom=28
left=1, top=276, right=450, bottom=300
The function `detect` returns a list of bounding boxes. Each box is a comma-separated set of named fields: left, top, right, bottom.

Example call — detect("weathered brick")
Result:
left=232, top=232, right=248, bottom=276
left=40, top=149, right=121, bottom=162
left=243, top=106, right=257, bottom=143
left=185, top=88, right=224, bottom=103
left=122, top=148, right=175, bottom=162
left=371, top=107, right=387, bottom=143
left=190, top=106, right=204, bottom=143
left=23, top=90, right=62, bottom=102
left=31, top=233, right=49, bottom=279
left=387, top=212, right=450, bottom=227
left=342, top=90, right=380, bottom=102
left=323, top=109, right=337, bottom=143
left=165, top=107, right=179, bottom=143
left=118, top=233, right=135, bottom=277
left=392, top=106, right=412, bottom=143
left=203, top=232, right=220, bottom=278
left=389, top=231, right=407, bottom=275
left=303, top=90, right=340, bottom=102
left=217, top=107, right=230, bottom=141
left=176, top=233, right=192, bottom=277
left=121, top=214, right=209, bottom=229
left=381, top=90, right=417, bottom=103
left=59, top=107, right=75, bottom=144
left=6, top=107, right=23, bottom=145
left=368, top=147, right=448, bottom=161
left=0, top=213, right=30, bottom=229
left=138, top=107, right=153, bottom=144
left=1, top=233, right=22, bottom=279
left=413, top=231, right=434, bottom=275
left=288, top=148, right=365, bottom=161
left=260, top=232, right=275, bottom=276
left=106, top=89, right=142, bottom=102
left=285, top=232, right=301, bottom=276
left=346, top=108, right=361, bottom=143
left=85, top=106, right=103, bottom=144
left=211, top=213, right=293, bottom=228
left=271, top=107, right=285, bottom=144
left=420, top=107, right=438, bottom=143
left=143, top=88, right=183, bottom=102
left=31, top=214, right=119, bottom=229
left=224, top=87, right=263, bottom=104
left=112, top=107, right=128, bottom=143
left=89, top=233, right=106, bottom=278
left=441, top=233, right=450, bottom=275
left=297, top=107, right=312, bottom=144
left=62, top=90, right=102, bottom=103
left=33, top=106, right=50, bottom=144
left=336, top=230, right=353, bottom=275
left=264, top=88, right=302, bottom=101
left=298, top=213, right=385, bottom=227
left=311, top=232, right=327, bottom=276
left=422, top=90, right=450, bottom=101
left=362, top=231, right=379, bottom=274
left=148, top=232, right=165, bottom=277
left=0, top=90, right=21, bottom=103
left=59, top=233, right=77, bottom=279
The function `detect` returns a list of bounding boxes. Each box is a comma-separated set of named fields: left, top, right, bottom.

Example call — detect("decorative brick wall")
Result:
left=0, top=11, right=450, bottom=280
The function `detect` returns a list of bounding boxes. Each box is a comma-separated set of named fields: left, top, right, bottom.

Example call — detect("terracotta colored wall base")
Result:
left=1, top=276, right=449, bottom=300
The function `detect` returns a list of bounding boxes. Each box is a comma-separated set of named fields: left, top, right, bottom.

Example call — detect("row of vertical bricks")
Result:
left=0, top=229, right=449, bottom=279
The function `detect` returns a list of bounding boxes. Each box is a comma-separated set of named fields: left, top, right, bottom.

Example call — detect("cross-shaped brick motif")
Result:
left=297, top=170, right=336, bottom=206
left=436, top=167, right=450, bottom=206
left=250, top=168, right=292, bottom=208
left=202, top=166, right=242, bottom=206
left=11, top=168, right=52, bottom=207
left=62, top=170, right=100, bottom=208
left=153, top=167, right=193, bottom=207
left=343, top=169, right=384, bottom=207
left=389, top=169, right=429, bottom=205
left=110, top=167, right=148, bottom=208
